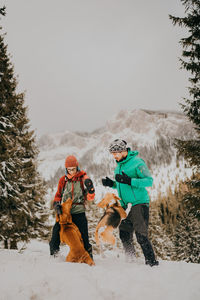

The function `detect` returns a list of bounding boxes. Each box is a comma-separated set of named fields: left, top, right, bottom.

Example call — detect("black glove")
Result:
left=115, top=172, right=131, bottom=185
left=84, top=178, right=95, bottom=194
left=54, top=202, right=62, bottom=215
left=102, top=176, right=114, bottom=187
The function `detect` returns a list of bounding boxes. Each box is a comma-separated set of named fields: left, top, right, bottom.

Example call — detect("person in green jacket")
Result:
left=102, top=139, right=159, bottom=267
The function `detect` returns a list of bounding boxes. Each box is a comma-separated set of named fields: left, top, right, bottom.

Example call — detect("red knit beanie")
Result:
left=65, top=155, right=79, bottom=168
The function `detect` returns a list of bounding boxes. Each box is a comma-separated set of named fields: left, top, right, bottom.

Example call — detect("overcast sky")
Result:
left=2, top=0, right=188, bottom=137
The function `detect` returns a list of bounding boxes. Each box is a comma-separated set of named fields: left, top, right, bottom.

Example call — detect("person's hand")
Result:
left=54, top=202, right=62, bottom=215
left=102, top=177, right=114, bottom=187
left=115, top=172, right=131, bottom=185
left=84, top=178, right=95, bottom=194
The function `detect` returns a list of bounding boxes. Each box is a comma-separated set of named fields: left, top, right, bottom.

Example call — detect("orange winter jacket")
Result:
left=53, top=170, right=95, bottom=207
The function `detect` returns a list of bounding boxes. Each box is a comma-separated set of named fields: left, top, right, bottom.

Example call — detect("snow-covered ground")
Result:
left=0, top=240, right=199, bottom=300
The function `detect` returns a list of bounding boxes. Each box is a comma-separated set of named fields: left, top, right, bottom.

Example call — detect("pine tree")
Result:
left=169, top=0, right=200, bottom=262
left=169, top=0, right=200, bottom=171
left=172, top=210, right=200, bottom=263
left=0, top=8, right=49, bottom=249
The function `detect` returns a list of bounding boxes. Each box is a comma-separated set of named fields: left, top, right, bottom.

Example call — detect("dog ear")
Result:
left=97, top=198, right=106, bottom=208
left=113, top=194, right=121, bottom=201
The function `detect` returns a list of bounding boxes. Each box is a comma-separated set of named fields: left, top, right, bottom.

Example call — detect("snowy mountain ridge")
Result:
left=37, top=109, right=194, bottom=200
left=38, top=109, right=193, bottom=152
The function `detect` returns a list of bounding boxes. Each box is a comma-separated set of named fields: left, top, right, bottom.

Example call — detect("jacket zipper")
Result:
left=118, top=165, right=126, bottom=207
left=131, top=186, right=137, bottom=202
left=119, top=165, right=137, bottom=202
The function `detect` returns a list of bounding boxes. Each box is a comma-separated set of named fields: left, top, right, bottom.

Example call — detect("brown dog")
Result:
left=58, top=198, right=95, bottom=266
left=95, top=193, right=127, bottom=246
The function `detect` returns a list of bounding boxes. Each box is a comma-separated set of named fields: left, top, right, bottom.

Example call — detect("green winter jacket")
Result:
left=112, top=149, right=153, bottom=208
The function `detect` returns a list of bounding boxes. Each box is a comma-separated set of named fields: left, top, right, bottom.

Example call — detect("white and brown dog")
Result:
left=95, top=193, right=127, bottom=246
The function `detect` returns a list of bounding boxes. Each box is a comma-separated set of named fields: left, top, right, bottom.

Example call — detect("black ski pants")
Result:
left=49, top=212, right=92, bottom=255
left=119, top=204, right=156, bottom=263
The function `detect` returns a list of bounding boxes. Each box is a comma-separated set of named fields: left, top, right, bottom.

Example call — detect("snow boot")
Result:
left=50, top=249, right=60, bottom=258
left=136, top=232, right=158, bottom=266
left=145, top=260, right=159, bottom=267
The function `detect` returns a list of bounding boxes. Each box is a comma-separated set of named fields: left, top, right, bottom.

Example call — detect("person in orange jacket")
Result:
left=49, top=155, right=95, bottom=258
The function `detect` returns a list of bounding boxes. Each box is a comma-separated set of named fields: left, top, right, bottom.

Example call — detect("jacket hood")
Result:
left=66, top=170, right=86, bottom=180
left=117, top=148, right=139, bottom=165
